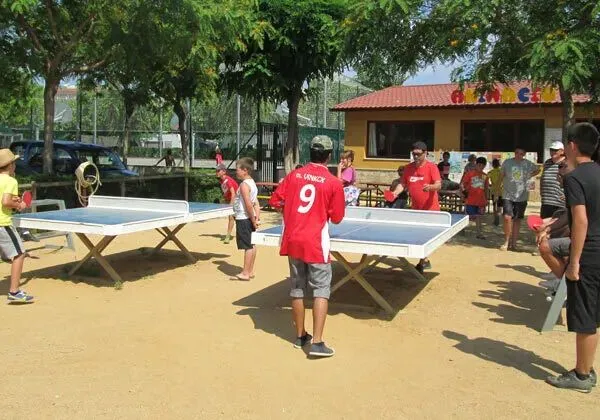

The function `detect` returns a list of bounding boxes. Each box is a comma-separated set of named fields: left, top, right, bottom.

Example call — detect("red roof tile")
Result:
left=333, top=81, right=591, bottom=111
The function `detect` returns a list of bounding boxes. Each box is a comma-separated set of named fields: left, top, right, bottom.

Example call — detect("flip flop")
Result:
left=234, top=274, right=251, bottom=281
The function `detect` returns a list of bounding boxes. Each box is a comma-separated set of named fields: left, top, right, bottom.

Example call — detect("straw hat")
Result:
left=0, top=149, right=19, bottom=168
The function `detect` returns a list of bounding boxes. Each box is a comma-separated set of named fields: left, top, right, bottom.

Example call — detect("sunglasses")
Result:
left=412, top=151, right=425, bottom=157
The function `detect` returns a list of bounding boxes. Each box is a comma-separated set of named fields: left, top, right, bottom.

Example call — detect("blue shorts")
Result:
left=465, top=205, right=484, bottom=216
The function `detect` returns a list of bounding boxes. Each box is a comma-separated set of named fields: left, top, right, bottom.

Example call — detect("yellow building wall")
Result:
left=344, top=105, right=599, bottom=170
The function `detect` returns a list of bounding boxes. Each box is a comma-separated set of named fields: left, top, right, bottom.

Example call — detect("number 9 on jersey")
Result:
left=297, top=184, right=316, bottom=213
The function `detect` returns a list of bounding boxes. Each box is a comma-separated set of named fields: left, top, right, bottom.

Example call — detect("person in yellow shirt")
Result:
left=0, top=149, right=34, bottom=303
left=487, top=158, right=503, bottom=226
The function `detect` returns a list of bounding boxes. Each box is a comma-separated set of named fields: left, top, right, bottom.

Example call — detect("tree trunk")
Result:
left=284, top=93, right=301, bottom=174
left=559, top=84, right=575, bottom=142
left=173, top=100, right=189, bottom=172
left=43, top=77, right=59, bottom=174
left=122, top=97, right=135, bottom=165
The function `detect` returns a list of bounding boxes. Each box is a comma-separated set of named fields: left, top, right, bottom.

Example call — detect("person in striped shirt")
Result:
left=540, top=141, right=566, bottom=219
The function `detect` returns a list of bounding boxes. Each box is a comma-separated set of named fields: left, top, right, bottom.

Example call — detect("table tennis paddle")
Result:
left=384, top=190, right=396, bottom=203
left=527, top=215, right=543, bottom=231
left=22, top=190, right=33, bottom=208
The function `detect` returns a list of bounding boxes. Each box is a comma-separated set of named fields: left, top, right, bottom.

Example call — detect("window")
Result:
left=462, top=120, right=544, bottom=162
left=74, top=149, right=124, bottom=170
left=367, top=121, right=434, bottom=159
left=9, top=143, right=26, bottom=157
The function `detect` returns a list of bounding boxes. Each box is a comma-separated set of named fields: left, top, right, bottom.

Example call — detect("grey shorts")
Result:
left=0, top=226, right=25, bottom=261
left=549, top=237, right=570, bottom=258
left=288, top=257, right=332, bottom=299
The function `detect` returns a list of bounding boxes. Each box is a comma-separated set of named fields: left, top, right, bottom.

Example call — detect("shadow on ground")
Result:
left=443, top=330, right=566, bottom=380
left=0, top=248, right=229, bottom=290
left=472, top=280, right=549, bottom=331
left=496, top=263, right=547, bottom=279
left=447, top=215, right=537, bottom=253
left=233, top=258, right=436, bottom=346
left=212, top=260, right=242, bottom=277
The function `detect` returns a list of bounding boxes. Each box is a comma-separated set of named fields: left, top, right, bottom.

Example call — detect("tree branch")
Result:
left=45, top=0, right=62, bottom=47
left=16, top=14, right=45, bottom=54
left=69, top=59, right=108, bottom=74
left=52, top=16, right=97, bottom=67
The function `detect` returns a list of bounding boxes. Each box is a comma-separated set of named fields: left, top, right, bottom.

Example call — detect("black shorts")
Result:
left=503, top=200, right=527, bottom=219
left=540, top=204, right=563, bottom=219
left=235, top=219, right=255, bottom=250
left=566, top=267, right=600, bottom=334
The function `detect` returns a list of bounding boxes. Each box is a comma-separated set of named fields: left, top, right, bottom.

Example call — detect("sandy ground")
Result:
left=0, top=209, right=597, bottom=419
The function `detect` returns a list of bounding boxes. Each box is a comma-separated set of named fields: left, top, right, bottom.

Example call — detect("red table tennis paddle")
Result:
left=22, top=190, right=33, bottom=208
left=384, top=190, right=396, bottom=203
left=527, top=215, right=543, bottom=231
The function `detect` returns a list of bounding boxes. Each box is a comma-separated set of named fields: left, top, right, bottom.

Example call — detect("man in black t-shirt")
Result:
left=546, top=122, right=600, bottom=393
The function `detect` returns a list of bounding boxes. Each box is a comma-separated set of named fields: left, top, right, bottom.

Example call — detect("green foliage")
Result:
left=221, top=0, right=350, bottom=172
left=345, top=0, right=426, bottom=89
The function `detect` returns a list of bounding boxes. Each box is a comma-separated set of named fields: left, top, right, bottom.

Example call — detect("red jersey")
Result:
left=269, top=163, right=345, bottom=263
left=462, top=170, right=488, bottom=207
left=219, top=175, right=239, bottom=202
left=402, top=161, right=441, bottom=211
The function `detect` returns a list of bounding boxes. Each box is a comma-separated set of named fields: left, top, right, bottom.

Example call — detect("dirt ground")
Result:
left=0, top=209, right=597, bottom=419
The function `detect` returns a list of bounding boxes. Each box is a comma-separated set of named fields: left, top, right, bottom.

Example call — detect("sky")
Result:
left=404, top=62, right=455, bottom=85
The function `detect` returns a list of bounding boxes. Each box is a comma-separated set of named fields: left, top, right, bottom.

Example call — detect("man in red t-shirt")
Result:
left=461, top=157, right=489, bottom=239
left=216, top=164, right=239, bottom=244
left=269, top=135, right=345, bottom=358
left=389, top=141, right=442, bottom=272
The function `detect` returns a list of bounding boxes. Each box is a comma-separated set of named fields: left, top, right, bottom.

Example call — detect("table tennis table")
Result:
left=13, top=196, right=233, bottom=285
left=252, top=207, right=468, bottom=314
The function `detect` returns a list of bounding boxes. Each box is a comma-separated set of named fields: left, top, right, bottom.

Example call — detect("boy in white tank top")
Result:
left=233, top=157, right=259, bottom=280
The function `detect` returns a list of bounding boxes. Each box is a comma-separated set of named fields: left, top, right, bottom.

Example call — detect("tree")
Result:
left=423, top=0, right=600, bottom=139
left=3, top=0, right=118, bottom=173
left=82, top=0, right=157, bottom=164
left=345, top=0, right=429, bottom=90
left=135, top=0, right=256, bottom=172
left=221, top=0, right=350, bottom=173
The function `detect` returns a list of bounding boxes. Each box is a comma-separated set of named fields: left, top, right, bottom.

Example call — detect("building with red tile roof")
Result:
left=334, top=82, right=599, bottom=181
left=333, top=82, right=590, bottom=111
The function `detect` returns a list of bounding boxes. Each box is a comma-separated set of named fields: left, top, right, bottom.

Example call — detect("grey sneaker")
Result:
left=309, top=342, right=335, bottom=357
left=293, top=333, right=312, bottom=349
left=7, top=290, right=34, bottom=303
left=591, top=368, right=597, bottom=387
left=546, top=370, right=593, bottom=393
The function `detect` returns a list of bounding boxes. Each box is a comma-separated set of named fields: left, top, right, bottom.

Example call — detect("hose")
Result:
left=75, top=161, right=101, bottom=207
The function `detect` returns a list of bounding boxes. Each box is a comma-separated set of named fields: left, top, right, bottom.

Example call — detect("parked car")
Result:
left=9, top=141, right=138, bottom=177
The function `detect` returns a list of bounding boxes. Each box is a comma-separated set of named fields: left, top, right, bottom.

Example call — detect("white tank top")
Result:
left=233, top=178, right=258, bottom=220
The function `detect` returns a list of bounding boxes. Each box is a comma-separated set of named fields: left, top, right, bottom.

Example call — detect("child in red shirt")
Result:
left=216, top=164, right=239, bottom=244
left=461, top=156, right=489, bottom=239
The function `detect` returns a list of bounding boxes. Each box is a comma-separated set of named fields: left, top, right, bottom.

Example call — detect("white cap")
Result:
left=549, top=141, right=564, bottom=150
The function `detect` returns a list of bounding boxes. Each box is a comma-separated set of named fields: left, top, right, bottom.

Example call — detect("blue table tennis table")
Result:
left=252, top=207, right=468, bottom=314
left=13, top=196, right=233, bottom=285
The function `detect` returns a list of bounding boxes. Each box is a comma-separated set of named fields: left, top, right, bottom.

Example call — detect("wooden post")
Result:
left=31, top=181, right=37, bottom=201
left=184, top=173, right=189, bottom=201
left=120, top=180, right=126, bottom=197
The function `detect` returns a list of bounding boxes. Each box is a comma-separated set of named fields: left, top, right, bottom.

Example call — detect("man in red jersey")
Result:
left=269, top=135, right=345, bottom=358
left=389, top=141, right=442, bottom=273
left=216, top=164, right=239, bottom=244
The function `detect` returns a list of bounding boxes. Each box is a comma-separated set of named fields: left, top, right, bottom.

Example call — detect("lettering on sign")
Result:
left=450, top=86, right=558, bottom=105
